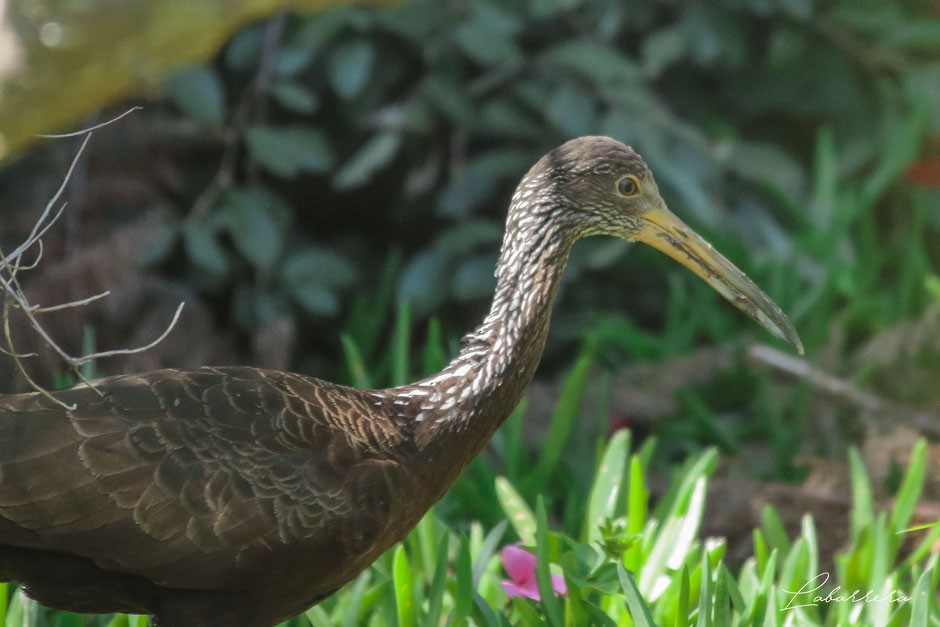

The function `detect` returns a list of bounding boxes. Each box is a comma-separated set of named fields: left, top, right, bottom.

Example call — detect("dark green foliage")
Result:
left=136, top=0, right=938, bottom=389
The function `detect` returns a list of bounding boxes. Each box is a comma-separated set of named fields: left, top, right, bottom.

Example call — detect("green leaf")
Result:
left=471, top=520, right=507, bottom=586
left=727, top=141, right=806, bottom=198
left=889, top=438, right=927, bottom=540
left=546, top=84, right=596, bottom=137
left=245, top=125, right=333, bottom=178
left=641, top=27, right=686, bottom=78
left=183, top=220, right=228, bottom=277
left=398, top=249, right=452, bottom=315
left=675, top=565, right=690, bottom=627
left=626, top=455, right=649, bottom=535
left=391, top=301, right=410, bottom=387
left=225, top=23, right=264, bottom=71
left=539, top=41, right=639, bottom=87
left=618, top=563, right=656, bottom=627
left=422, top=534, right=449, bottom=627
left=305, top=605, right=333, bottom=627
left=495, top=476, right=536, bottom=546
left=164, top=65, right=226, bottom=128
left=340, top=335, right=371, bottom=389
left=712, top=565, right=732, bottom=625
left=274, top=47, right=314, bottom=77
left=437, top=149, right=532, bottom=217
left=849, top=446, right=875, bottom=541
left=452, top=536, right=473, bottom=625
left=886, top=19, right=940, bottom=53
left=522, top=347, right=592, bottom=494
left=282, top=247, right=357, bottom=316
left=908, top=561, right=934, bottom=627
left=219, top=187, right=287, bottom=271
left=283, top=248, right=357, bottom=289
left=761, top=506, right=791, bottom=557
left=452, top=254, right=497, bottom=302
left=334, top=133, right=402, bottom=190
left=337, top=570, right=371, bottom=627
left=511, top=598, right=544, bottom=626
left=584, top=429, right=630, bottom=543
left=271, top=81, right=320, bottom=114
left=696, top=554, right=712, bottom=627
left=535, top=498, right=563, bottom=627
left=454, top=4, right=521, bottom=65
left=393, top=545, right=416, bottom=627
left=329, top=39, right=375, bottom=99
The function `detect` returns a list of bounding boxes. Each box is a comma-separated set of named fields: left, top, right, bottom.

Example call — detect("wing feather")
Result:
left=0, top=367, right=399, bottom=591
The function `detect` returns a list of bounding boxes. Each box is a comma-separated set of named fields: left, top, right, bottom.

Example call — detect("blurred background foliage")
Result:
left=3, top=0, right=940, bottom=623
left=1, top=0, right=940, bottom=524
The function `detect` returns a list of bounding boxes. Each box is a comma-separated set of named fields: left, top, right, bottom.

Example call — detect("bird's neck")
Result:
left=403, top=186, right=575, bottom=463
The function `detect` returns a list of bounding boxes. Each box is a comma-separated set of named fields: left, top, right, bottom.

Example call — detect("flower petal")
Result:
left=501, top=579, right=541, bottom=601
left=501, top=545, right=536, bottom=584
left=551, top=573, right=568, bottom=596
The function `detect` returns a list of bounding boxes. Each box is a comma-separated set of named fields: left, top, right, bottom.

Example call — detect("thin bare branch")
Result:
left=746, top=343, right=940, bottom=438
left=2, top=107, right=183, bottom=402
left=31, top=290, right=111, bottom=314
left=0, top=204, right=66, bottom=277
left=37, top=106, right=144, bottom=138
left=65, top=302, right=185, bottom=366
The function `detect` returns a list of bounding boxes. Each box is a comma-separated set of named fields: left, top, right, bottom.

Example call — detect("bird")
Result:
left=0, top=136, right=802, bottom=626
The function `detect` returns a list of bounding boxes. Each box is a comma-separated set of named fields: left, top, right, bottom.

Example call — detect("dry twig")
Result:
left=0, top=109, right=183, bottom=409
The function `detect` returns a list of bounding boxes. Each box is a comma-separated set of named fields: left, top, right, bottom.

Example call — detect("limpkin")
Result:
left=0, top=137, right=802, bottom=626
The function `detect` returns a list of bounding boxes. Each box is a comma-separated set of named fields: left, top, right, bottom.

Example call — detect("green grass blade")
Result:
left=889, top=438, right=927, bottom=541
left=472, top=592, right=506, bottom=627
left=652, top=448, right=717, bottom=522
left=392, top=544, right=418, bottom=627
left=511, top=598, right=544, bottom=627
left=618, top=563, right=656, bottom=627
left=584, top=429, right=631, bottom=543
left=908, top=559, right=934, bottom=627
left=338, top=570, right=372, bottom=627
left=696, top=554, right=712, bottom=627
left=472, top=520, right=507, bottom=586
left=627, top=454, right=648, bottom=536
left=305, top=606, right=333, bottom=627
left=422, top=317, right=448, bottom=374
left=522, top=347, right=593, bottom=494
left=753, top=528, right=769, bottom=577
left=712, top=557, right=729, bottom=627
left=640, top=475, right=706, bottom=599
left=391, top=300, right=411, bottom=386
left=800, top=514, right=819, bottom=583
left=761, top=506, right=791, bottom=557
left=340, top=334, right=371, bottom=388
left=452, top=535, right=473, bottom=626
left=534, top=498, right=563, bottom=627
left=849, top=446, right=874, bottom=542
left=495, top=476, right=536, bottom=545
left=675, top=565, right=690, bottom=627
left=422, top=535, right=450, bottom=627
left=902, top=522, right=940, bottom=569
left=719, top=564, right=746, bottom=615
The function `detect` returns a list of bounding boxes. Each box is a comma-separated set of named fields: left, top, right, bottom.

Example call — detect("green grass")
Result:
left=6, top=345, right=938, bottom=624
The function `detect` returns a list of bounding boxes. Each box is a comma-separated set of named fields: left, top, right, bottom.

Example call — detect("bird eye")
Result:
left=617, top=175, right=642, bottom=197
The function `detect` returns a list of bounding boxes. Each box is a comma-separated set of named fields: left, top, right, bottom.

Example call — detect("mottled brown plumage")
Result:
left=0, top=137, right=801, bottom=626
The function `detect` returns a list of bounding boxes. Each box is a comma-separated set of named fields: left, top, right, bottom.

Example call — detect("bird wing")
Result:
left=0, top=367, right=399, bottom=590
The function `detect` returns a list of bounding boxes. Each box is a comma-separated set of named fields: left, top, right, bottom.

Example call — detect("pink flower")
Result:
left=500, top=545, right=567, bottom=600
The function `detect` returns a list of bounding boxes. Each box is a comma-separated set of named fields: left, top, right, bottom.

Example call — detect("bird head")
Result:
left=530, top=136, right=803, bottom=354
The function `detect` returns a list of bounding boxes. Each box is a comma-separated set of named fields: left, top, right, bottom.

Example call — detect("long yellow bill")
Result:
left=637, top=206, right=804, bottom=355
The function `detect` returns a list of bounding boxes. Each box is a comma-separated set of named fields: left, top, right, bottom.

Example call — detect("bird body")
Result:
left=0, top=137, right=801, bottom=625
